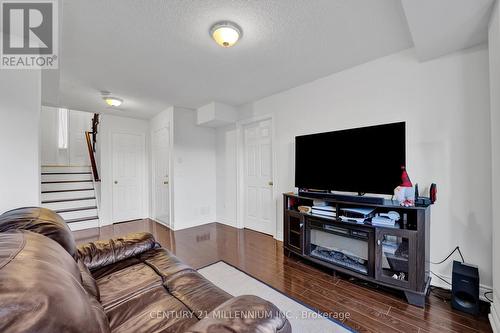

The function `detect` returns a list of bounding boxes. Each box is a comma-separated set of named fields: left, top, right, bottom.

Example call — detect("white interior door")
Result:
left=152, top=127, right=170, bottom=226
left=243, top=119, right=275, bottom=236
left=112, top=133, right=145, bottom=222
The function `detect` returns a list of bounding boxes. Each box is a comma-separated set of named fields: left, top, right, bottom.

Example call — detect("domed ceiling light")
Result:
left=210, top=21, right=242, bottom=48
left=100, top=91, right=123, bottom=107
left=104, top=97, right=123, bottom=107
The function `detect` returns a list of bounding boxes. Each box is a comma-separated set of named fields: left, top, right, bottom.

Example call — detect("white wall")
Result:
left=216, top=46, right=493, bottom=291
left=98, top=114, right=150, bottom=226
left=173, top=107, right=217, bottom=229
left=0, top=70, right=41, bottom=214
left=41, top=106, right=67, bottom=165
left=68, top=110, right=93, bottom=165
left=40, top=107, right=92, bottom=166
left=488, top=1, right=500, bottom=330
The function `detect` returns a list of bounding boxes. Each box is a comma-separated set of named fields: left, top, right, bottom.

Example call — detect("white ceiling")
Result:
left=401, top=0, right=495, bottom=61
left=50, top=0, right=495, bottom=119
left=54, top=0, right=412, bottom=118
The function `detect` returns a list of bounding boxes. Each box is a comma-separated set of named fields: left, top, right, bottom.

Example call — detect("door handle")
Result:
left=268, top=181, right=273, bottom=186
left=377, top=240, right=381, bottom=246
left=114, top=181, right=118, bottom=184
left=163, top=181, right=169, bottom=184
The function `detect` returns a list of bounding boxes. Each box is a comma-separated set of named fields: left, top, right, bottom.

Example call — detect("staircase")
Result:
left=41, top=165, right=100, bottom=231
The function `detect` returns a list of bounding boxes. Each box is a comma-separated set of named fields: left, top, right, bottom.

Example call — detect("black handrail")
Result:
left=91, top=113, right=99, bottom=152
left=85, top=131, right=100, bottom=182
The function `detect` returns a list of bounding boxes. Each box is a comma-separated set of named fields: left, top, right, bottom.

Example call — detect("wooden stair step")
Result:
left=55, top=206, right=98, bottom=213
left=65, top=216, right=99, bottom=224
left=41, top=197, right=96, bottom=204
left=42, top=188, right=94, bottom=194
left=41, top=172, right=92, bottom=175
left=41, top=180, right=93, bottom=184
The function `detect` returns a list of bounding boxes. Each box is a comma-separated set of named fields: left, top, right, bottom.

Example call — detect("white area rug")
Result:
left=198, top=261, right=354, bottom=333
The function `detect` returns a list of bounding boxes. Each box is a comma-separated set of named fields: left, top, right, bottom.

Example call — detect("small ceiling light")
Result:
left=103, top=96, right=123, bottom=107
left=210, top=21, right=242, bottom=48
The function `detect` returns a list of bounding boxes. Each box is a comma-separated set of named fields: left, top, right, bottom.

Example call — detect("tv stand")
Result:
left=283, top=192, right=431, bottom=307
left=298, top=189, right=385, bottom=205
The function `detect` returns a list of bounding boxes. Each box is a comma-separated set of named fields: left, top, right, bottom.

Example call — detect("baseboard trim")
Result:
left=216, top=218, right=237, bottom=228
left=488, top=303, right=500, bottom=333
left=274, top=233, right=283, bottom=242
left=149, top=217, right=170, bottom=228
left=488, top=294, right=500, bottom=333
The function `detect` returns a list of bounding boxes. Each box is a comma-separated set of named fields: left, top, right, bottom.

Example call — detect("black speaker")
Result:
left=451, top=261, right=479, bottom=315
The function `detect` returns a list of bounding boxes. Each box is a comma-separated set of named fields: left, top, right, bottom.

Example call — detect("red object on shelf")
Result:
left=400, top=166, right=413, bottom=187
left=430, top=183, right=437, bottom=203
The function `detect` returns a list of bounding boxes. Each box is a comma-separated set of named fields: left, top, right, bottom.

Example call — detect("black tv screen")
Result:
left=295, top=122, right=406, bottom=195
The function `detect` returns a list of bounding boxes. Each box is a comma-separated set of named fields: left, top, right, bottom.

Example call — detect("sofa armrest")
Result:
left=186, top=295, right=291, bottom=333
left=77, top=232, right=157, bottom=270
left=0, top=207, right=77, bottom=258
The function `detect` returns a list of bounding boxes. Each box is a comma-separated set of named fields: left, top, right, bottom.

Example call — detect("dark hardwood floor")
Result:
left=73, top=220, right=492, bottom=333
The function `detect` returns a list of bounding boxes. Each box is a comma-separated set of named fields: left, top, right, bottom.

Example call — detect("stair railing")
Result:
left=85, top=113, right=100, bottom=182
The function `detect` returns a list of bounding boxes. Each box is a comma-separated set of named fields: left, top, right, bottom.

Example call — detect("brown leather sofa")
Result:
left=0, top=207, right=292, bottom=333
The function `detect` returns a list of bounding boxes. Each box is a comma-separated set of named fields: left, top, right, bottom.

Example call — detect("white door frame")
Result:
left=150, top=124, right=173, bottom=228
left=110, top=131, right=147, bottom=223
left=236, top=114, right=277, bottom=239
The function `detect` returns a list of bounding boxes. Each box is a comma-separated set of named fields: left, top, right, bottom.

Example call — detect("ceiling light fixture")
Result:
left=210, top=21, right=242, bottom=48
left=103, top=96, right=123, bottom=107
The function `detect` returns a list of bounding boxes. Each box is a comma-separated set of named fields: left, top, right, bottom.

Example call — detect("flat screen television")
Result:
left=295, top=122, right=406, bottom=195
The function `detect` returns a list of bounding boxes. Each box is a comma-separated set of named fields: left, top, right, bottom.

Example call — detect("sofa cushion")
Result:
left=186, top=295, right=291, bottom=333
left=139, top=247, right=194, bottom=279
left=95, top=251, right=201, bottom=332
left=0, top=230, right=109, bottom=333
left=0, top=207, right=76, bottom=257
left=106, top=286, right=198, bottom=333
left=97, top=262, right=164, bottom=310
left=165, top=270, right=232, bottom=319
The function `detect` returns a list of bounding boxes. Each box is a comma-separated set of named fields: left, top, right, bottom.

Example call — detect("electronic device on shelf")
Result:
left=415, top=197, right=432, bottom=206
left=339, top=216, right=367, bottom=224
left=372, top=216, right=396, bottom=228
left=379, top=211, right=400, bottom=221
left=371, top=211, right=401, bottom=227
left=338, top=207, right=376, bottom=224
left=414, top=183, right=434, bottom=207
left=340, top=207, right=376, bottom=218
left=311, top=205, right=336, bottom=218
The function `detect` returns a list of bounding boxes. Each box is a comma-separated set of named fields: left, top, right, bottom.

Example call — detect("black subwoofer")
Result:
left=451, top=260, right=479, bottom=315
